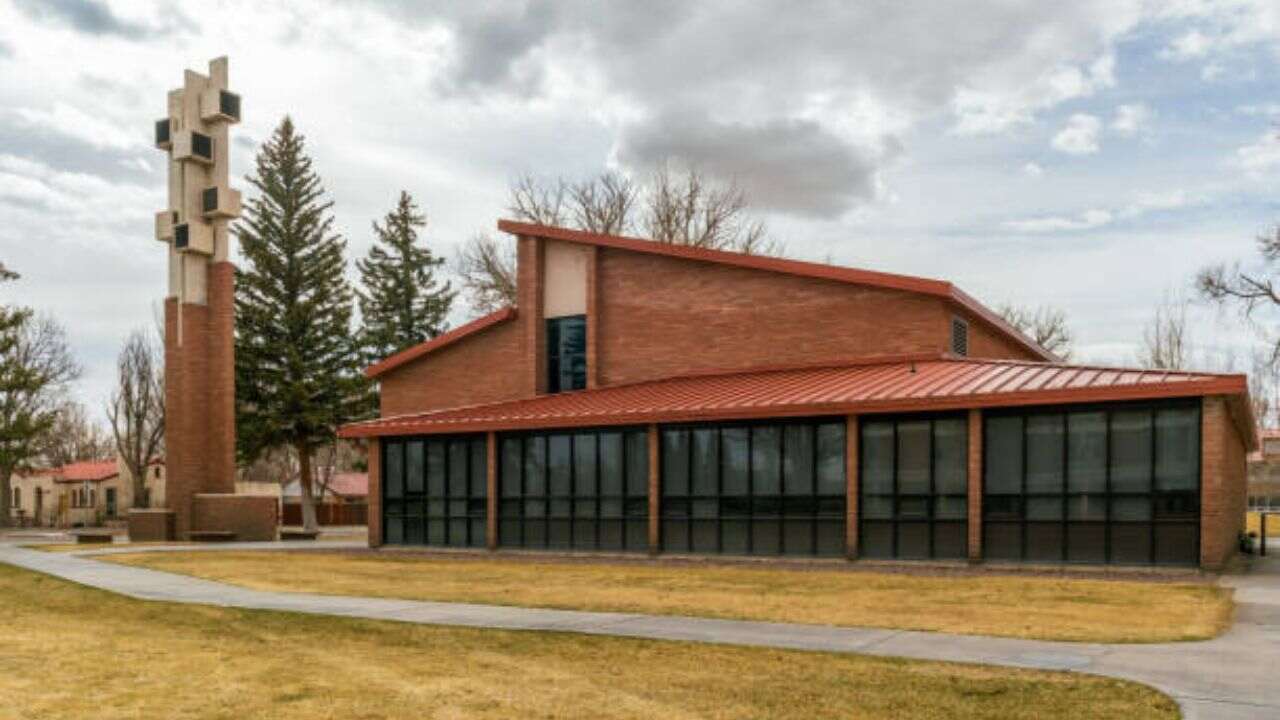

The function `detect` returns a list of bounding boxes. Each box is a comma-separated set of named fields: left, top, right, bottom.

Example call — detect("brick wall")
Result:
left=165, top=298, right=211, bottom=539
left=967, top=408, right=983, bottom=562
left=206, top=262, right=236, bottom=495
left=367, top=438, right=382, bottom=547
left=594, top=247, right=1041, bottom=388
left=374, top=236, right=1042, bottom=421
left=1201, top=396, right=1248, bottom=570
left=191, top=494, right=277, bottom=541
left=378, top=319, right=525, bottom=417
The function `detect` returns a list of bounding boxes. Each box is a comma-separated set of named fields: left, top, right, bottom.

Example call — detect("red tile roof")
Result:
left=54, top=460, right=119, bottom=483
left=282, top=472, right=369, bottom=499
left=365, top=307, right=517, bottom=378
left=497, top=220, right=1056, bottom=362
left=340, top=354, right=1253, bottom=446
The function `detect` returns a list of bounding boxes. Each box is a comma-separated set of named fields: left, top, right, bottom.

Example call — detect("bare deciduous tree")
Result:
left=39, top=400, right=112, bottom=468
left=1139, top=298, right=1190, bottom=370
left=509, top=174, right=567, bottom=227
left=1199, top=224, right=1280, bottom=361
left=643, top=166, right=772, bottom=254
left=454, top=233, right=518, bottom=314
left=996, top=304, right=1074, bottom=359
left=0, top=314, right=80, bottom=527
left=458, top=167, right=777, bottom=313
left=106, top=329, right=164, bottom=509
left=569, top=172, right=636, bottom=234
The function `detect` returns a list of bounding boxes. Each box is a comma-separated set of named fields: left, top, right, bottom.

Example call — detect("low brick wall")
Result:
left=192, top=494, right=278, bottom=541
left=127, top=509, right=175, bottom=542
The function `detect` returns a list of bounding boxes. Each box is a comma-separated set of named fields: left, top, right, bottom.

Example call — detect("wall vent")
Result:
left=951, top=317, right=969, bottom=357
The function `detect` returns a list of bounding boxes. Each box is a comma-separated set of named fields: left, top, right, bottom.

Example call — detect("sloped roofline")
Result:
left=365, top=306, right=518, bottom=378
left=497, top=219, right=1057, bottom=362
left=342, top=354, right=1254, bottom=448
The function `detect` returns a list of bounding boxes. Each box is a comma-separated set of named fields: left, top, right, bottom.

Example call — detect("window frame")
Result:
left=858, top=412, right=969, bottom=560
left=982, top=398, right=1201, bottom=566
left=381, top=434, right=488, bottom=548
left=498, top=426, right=649, bottom=552
left=546, top=314, right=588, bottom=394
left=659, top=416, right=847, bottom=558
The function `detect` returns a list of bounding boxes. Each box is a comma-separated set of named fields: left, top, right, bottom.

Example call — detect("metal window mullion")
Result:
left=891, top=420, right=899, bottom=559
left=1104, top=411, right=1112, bottom=564
left=779, top=423, right=787, bottom=557
left=1059, top=413, right=1067, bottom=563
left=748, top=426, right=755, bottom=555
left=1019, top=416, right=1027, bottom=561
left=717, top=426, right=724, bottom=555
left=812, top=423, right=820, bottom=557
left=1150, top=407, right=1157, bottom=565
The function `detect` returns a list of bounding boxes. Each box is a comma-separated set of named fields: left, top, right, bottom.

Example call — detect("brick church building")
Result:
left=341, top=220, right=1254, bottom=570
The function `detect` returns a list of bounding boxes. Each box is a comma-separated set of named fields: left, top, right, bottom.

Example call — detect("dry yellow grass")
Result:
left=1246, top=512, right=1280, bottom=538
left=107, top=551, right=1232, bottom=643
left=0, top=563, right=1177, bottom=720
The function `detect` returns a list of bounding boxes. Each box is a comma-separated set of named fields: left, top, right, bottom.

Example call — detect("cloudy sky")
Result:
left=1, top=0, right=1279, bottom=423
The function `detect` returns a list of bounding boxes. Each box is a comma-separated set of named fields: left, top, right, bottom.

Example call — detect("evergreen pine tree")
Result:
left=235, top=117, right=361, bottom=531
left=356, top=191, right=455, bottom=363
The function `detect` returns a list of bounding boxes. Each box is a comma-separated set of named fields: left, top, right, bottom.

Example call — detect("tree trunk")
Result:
left=0, top=466, right=11, bottom=528
left=296, top=443, right=319, bottom=532
left=131, top=462, right=149, bottom=509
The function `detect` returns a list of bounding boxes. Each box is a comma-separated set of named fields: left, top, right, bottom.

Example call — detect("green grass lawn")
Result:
left=106, top=550, right=1232, bottom=643
left=0, top=563, right=1177, bottom=719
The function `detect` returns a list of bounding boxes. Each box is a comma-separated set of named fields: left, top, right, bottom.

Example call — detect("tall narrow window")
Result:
left=547, top=315, right=587, bottom=393
left=951, top=317, right=969, bottom=356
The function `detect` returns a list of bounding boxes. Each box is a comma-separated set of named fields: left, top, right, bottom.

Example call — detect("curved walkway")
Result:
left=2, top=542, right=1278, bottom=719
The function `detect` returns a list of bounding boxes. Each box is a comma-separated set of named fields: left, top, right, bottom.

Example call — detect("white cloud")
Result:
left=1236, top=103, right=1280, bottom=116
left=1004, top=189, right=1203, bottom=233
left=12, top=102, right=141, bottom=151
left=1166, top=29, right=1212, bottom=59
left=1004, top=208, right=1113, bottom=232
left=1234, top=132, right=1280, bottom=174
left=1111, top=103, right=1152, bottom=136
left=1201, top=62, right=1226, bottom=81
left=1051, top=113, right=1102, bottom=155
left=1023, top=161, right=1044, bottom=177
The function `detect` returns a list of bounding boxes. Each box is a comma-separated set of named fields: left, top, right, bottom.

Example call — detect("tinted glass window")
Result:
left=499, top=429, right=649, bottom=552
left=546, top=315, right=587, bottom=393
left=984, top=401, right=1199, bottom=566
left=862, top=415, right=967, bottom=560
left=662, top=420, right=845, bottom=557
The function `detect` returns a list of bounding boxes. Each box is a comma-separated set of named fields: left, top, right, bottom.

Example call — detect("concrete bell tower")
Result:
left=138, top=57, right=264, bottom=541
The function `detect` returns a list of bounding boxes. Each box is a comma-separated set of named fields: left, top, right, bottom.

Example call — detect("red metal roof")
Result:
left=55, top=460, right=119, bottom=483
left=497, top=220, right=1056, bottom=362
left=340, top=354, right=1252, bottom=443
left=365, top=307, right=517, bottom=378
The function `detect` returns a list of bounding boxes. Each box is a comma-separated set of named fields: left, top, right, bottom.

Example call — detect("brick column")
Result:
left=648, top=424, right=660, bottom=555
left=206, top=261, right=236, bottom=495
left=845, top=414, right=859, bottom=559
left=585, top=246, right=600, bottom=389
left=366, top=438, right=381, bottom=548
left=517, top=236, right=546, bottom=397
left=486, top=431, right=498, bottom=550
left=1201, top=396, right=1238, bottom=571
left=967, top=408, right=983, bottom=562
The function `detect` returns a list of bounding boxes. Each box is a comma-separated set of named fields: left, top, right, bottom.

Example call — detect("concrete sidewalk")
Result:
left=2, top=543, right=1278, bottom=719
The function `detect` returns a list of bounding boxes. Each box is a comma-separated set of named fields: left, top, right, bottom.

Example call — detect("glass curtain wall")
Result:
left=983, top=401, right=1200, bottom=566
left=660, top=419, right=846, bottom=557
left=382, top=435, right=487, bottom=547
left=859, top=415, right=969, bottom=559
left=499, top=429, right=649, bottom=551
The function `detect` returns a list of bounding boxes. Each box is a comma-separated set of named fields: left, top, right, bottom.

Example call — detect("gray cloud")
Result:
left=0, top=40, right=13, bottom=59
left=12, top=0, right=152, bottom=39
left=616, top=112, right=898, bottom=219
